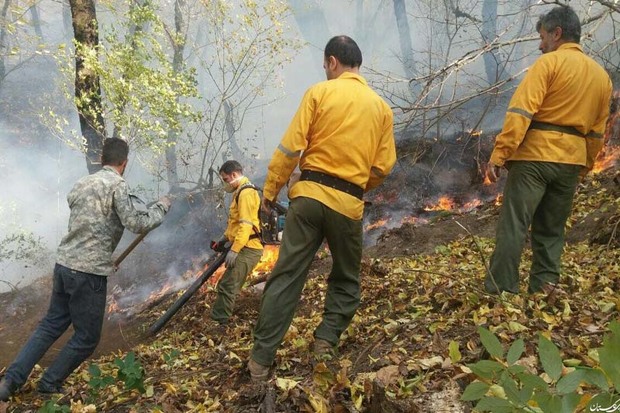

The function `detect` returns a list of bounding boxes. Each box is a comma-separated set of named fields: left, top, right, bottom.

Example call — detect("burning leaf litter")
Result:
left=1, top=168, right=619, bottom=412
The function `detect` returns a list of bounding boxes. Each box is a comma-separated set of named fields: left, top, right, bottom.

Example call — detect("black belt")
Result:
left=299, top=170, right=364, bottom=200
left=528, top=121, right=588, bottom=138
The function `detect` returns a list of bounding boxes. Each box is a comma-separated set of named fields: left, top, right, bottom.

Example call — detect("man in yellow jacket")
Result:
left=485, top=5, right=612, bottom=295
left=247, top=35, right=396, bottom=380
left=210, top=160, right=263, bottom=324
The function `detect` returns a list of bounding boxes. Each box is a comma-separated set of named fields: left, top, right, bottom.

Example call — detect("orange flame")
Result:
left=107, top=245, right=284, bottom=315
left=483, top=173, right=492, bottom=186
left=462, top=199, right=483, bottom=210
left=494, top=193, right=502, bottom=206
left=207, top=244, right=281, bottom=285
left=365, top=218, right=388, bottom=231
left=424, top=196, right=456, bottom=211
left=592, top=146, right=620, bottom=174
left=107, top=297, right=120, bottom=313
left=400, top=216, right=429, bottom=226
left=251, top=245, right=280, bottom=275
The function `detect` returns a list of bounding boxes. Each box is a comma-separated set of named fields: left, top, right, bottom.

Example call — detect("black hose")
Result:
left=147, top=251, right=227, bottom=336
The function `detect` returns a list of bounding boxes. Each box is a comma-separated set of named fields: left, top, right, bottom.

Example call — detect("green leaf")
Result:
left=583, top=368, right=610, bottom=391
left=538, top=335, right=563, bottom=381
left=475, top=397, right=513, bottom=412
left=556, top=369, right=585, bottom=395
left=517, top=372, right=549, bottom=391
left=469, top=360, right=505, bottom=380
left=598, top=320, right=620, bottom=391
left=478, top=326, right=504, bottom=359
left=499, top=374, right=523, bottom=405
left=461, top=381, right=490, bottom=401
left=506, top=338, right=525, bottom=365
left=507, top=364, right=526, bottom=375
left=449, top=340, right=462, bottom=363
left=560, top=393, right=581, bottom=413
left=517, top=383, right=534, bottom=406
left=88, top=363, right=102, bottom=377
left=534, top=392, right=562, bottom=413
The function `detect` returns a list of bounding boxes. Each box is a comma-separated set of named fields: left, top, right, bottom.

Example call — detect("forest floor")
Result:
left=0, top=164, right=619, bottom=413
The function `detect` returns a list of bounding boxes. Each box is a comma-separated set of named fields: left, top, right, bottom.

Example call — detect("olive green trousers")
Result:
left=211, top=246, right=262, bottom=324
left=251, top=197, right=363, bottom=367
left=484, top=161, right=581, bottom=294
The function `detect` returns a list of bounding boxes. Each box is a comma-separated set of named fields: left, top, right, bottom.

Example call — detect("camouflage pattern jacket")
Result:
left=56, top=166, right=168, bottom=276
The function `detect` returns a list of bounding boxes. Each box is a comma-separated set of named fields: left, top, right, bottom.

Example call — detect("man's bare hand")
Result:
left=486, top=163, right=502, bottom=183
left=159, top=195, right=172, bottom=210
left=261, top=196, right=273, bottom=214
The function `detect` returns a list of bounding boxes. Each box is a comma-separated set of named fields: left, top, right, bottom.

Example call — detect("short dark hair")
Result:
left=101, top=138, right=129, bottom=166
left=536, top=5, right=581, bottom=43
left=324, top=35, right=362, bottom=68
left=219, top=160, right=243, bottom=175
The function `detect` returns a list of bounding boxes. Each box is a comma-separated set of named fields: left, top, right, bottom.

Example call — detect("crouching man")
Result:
left=209, top=160, right=263, bottom=325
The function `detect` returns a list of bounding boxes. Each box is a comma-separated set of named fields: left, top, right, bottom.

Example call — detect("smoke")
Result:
left=0, top=125, right=85, bottom=292
left=1, top=0, right=618, bottom=300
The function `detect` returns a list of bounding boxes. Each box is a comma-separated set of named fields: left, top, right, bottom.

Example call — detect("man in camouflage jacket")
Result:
left=0, top=138, right=170, bottom=401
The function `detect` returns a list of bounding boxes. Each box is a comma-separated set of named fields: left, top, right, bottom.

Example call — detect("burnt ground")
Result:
left=0, top=142, right=619, bottom=411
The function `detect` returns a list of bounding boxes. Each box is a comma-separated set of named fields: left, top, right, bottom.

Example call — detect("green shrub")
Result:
left=462, top=321, right=620, bottom=412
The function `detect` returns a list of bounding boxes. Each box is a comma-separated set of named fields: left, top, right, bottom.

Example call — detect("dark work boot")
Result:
left=247, top=359, right=270, bottom=382
left=37, top=380, right=65, bottom=396
left=312, top=338, right=336, bottom=361
left=0, top=377, right=18, bottom=402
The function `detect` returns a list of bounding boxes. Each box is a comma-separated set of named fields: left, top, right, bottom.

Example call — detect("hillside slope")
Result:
left=1, top=168, right=619, bottom=412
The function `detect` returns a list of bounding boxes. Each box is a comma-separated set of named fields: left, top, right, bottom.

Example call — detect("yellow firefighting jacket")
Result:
left=490, top=43, right=612, bottom=170
left=263, top=72, right=396, bottom=220
left=225, top=176, right=263, bottom=253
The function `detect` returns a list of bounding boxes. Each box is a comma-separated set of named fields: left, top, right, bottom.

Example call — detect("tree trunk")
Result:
left=29, top=5, right=43, bottom=39
left=69, top=0, right=106, bottom=173
left=481, top=0, right=507, bottom=85
left=0, top=0, right=10, bottom=86
left=165, top=0, right=185, bottom=192
left=288, top=0, right=329, bottom=75
left=223, top=100, right=245, bottom=163
left=62, top=0, right=72, bottom=42
left=393, top=0, right=416, bottom=79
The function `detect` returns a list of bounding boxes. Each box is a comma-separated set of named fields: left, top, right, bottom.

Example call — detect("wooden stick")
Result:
left=113, top=232, right=149, bottom=268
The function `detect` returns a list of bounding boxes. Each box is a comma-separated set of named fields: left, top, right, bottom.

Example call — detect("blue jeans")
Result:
left=4, top=264, right=107, bottom=391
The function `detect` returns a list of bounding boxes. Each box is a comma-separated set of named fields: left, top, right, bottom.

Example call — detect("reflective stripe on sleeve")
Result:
left=370, top=166, right=386, bottom=178
left=507, top=107, right=534, bottom=119
left=277, top=144, right=301, bottom=158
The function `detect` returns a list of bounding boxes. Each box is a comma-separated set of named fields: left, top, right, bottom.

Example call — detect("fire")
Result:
left=365, top=218, right=388, bottom=231
left=592, top=145, right=620, bottom=174
left=106, top=279, right=177, bottom=317
left=461, top=198, right=483, bottom=210
left=106, top=245, right=283, bottom=317
left=423, top=195, right=484, bottom=213
left=207, top=244, right=281, bottom=285
left=251, top=245, right=280, bottom=276
left=145, top=283, right=174, bottom=303
left=483, top=173, right=492, bottom=186
left=494, top=193, right=502, bottom=206
left=401, top=216, right=429, bottom=226
left=424, top=196, right=456, bottom=211
left=107, top=297, right=120, bottom=314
